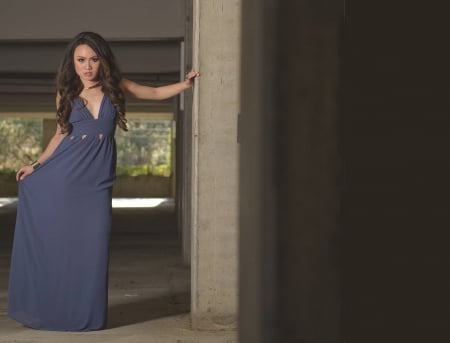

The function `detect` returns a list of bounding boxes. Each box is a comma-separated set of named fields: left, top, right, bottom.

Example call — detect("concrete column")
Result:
left=240, top=0, right=343, bottom=342
left=191, top=0, right=240, bottom=330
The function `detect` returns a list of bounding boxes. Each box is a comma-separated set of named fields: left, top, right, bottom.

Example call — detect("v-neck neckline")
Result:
left=81, top=94, right=106, bottom=120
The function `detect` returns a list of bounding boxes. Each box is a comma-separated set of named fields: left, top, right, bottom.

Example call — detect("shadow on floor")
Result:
left=107, top=291, right=190, bottom=329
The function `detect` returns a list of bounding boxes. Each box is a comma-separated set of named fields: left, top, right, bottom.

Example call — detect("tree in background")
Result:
left=114, top=119, right=172, bottom=177
left=0, top=118, right=42, bottom=173
left=0, top=118, right=172, bottom=177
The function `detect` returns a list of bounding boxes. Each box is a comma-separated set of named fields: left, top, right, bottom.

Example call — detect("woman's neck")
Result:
left=83, top=82, right=101, bottom=90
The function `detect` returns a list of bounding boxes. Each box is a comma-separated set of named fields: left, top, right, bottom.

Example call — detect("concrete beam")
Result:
left=0, top=0, right=185, bottom=40
left=0, top=41, right=181, bottom=74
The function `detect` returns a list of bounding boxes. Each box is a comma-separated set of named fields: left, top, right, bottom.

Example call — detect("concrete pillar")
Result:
left=190, top=0, right=240, bottom=330
left=240, top=1, right=343, bottom=342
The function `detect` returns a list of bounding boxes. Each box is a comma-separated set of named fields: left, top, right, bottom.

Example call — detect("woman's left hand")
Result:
left=16, top=165, right=34, bottom=181
left=185, top=70, right=200, bottom=86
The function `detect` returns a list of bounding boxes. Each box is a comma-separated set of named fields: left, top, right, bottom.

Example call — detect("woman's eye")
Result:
left=91, top=58, right=99, bottom=62
left=77, top=58, right=84, bottom=62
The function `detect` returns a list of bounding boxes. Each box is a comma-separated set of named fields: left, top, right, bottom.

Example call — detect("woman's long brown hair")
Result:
left=56, top=31, right=127, bottom=133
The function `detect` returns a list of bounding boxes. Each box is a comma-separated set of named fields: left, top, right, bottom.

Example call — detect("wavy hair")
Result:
left=56, top=31, right=127, bottom=133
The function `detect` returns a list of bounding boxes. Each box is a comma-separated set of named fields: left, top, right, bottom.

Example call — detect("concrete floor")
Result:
left=0, top=200, right=237, bottom=343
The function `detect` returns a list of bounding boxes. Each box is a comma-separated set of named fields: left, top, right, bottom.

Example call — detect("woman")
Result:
left=7, top=31, right=198, bottom=331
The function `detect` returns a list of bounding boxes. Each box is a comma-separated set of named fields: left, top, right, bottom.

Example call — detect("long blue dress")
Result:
left=8, top=95, right=117, bottom=331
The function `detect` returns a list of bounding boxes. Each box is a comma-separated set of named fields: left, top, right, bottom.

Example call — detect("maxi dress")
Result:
left=8, top=95, right=117, bottom=331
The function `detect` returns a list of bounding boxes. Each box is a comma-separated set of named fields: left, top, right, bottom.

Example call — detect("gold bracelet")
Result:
left=30, top=160, right=41, bottom=170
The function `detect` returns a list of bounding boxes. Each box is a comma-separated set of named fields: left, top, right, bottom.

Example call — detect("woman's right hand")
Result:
left=16, top=165, right=34, bottom=181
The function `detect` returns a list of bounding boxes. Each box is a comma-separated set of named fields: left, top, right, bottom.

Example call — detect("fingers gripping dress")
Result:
left=8, top=95, right=117, bottom=331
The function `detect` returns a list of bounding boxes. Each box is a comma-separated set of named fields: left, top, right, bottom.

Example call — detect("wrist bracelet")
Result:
left=30, top=160, right=41, bottom=170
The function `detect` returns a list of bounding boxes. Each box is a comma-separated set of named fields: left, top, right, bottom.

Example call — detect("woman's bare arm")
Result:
left=120, top=70, right=199, bottom=100
left=16, top=125, right=67, bottom=181
left=16, top=95, right=68, bottom=181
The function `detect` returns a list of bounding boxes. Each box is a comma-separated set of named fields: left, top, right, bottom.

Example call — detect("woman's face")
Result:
left=73, top=44, right=101, bottom=85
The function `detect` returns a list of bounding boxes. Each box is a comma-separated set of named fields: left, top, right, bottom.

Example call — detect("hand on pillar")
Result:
left=184, top=70, right=200, bottom=87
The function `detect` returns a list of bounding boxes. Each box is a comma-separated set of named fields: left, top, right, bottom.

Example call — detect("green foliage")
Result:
left=0, top=169, right=16, bottom=177
left=115, top=119, right=172, bottom=177
left=0, top=117, right=172, bottom=178
left=0, top=118, right=43, bottom=170
left=116, top=164, right=171, bottom=177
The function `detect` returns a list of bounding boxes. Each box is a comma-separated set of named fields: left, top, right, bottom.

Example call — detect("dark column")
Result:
left=178, top=1, right=193, bottom=265
left=342, top=2, right=450, bottom=342
left=240, top=1, right=343, bottom=342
